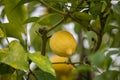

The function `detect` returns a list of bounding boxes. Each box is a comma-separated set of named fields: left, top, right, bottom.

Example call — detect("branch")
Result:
left=52, top=61, right=89, bottom=65
left=68, top=14, right=100, bottom=35
left=48, top=17, right=65, bottom=32
left=39, top=0, right=67, bottom=15
left=39, top=28, right=48, bottom=56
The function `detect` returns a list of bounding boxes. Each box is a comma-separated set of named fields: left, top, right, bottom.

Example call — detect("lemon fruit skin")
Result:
left=50, top=55, right=74, bottom=76
left=49, top=30, right=77, bottom=57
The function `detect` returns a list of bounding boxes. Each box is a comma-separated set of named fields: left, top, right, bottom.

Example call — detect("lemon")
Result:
left=50, top=55, right=74, bottom=76
left=49, top=30, right=77, bottom=57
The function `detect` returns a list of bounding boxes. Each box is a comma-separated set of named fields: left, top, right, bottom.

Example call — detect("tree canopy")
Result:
left=0, top=0, right=120, bottom=80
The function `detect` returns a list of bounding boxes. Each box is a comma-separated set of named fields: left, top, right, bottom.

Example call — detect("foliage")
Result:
left=0, top=0, right=120, bottom=80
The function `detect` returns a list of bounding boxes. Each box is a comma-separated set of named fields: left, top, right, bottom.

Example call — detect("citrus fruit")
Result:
left=49, top=30, right=77, bottom=57
left=50, top=55, right=74, bottom=76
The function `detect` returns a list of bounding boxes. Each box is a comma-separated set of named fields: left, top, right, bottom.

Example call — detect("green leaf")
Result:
left=112, top=2, right=120, bottom=27
left=3, top=0, right=28, bottom=43
left=15, top=70, right=26, bottom=80
left=101, top=56, right=112, bottom=70
left=1, top=23, right=24, bottom=42
left=87, top=31, right=98, bottom=49
left=100, top=33, right=113, bottom=48
left=0, top=0, right=4, bottom=5
left=28, top=52, right=56, bottom=77
left=37, top=13, right=63, bottom=27
left=0, top=28, right=5, bottom=38
left=0, top=63, right=14, bottom=74
left=4, top=0, right=28, bottom=25
left=33, top=67, right=56, bottom=80
left=94, top=70, right=120, bottom=80
left=112, top=30, right=120, bottom=47
left=104, top=25, right=119, bottom=33
left=106, top=49, right=120, bottom=57
left=90, top=2, right=102, bottom=18
left=76, top=64, right=91, bottom=72
left=112, top=2, right=120, bottom=17
left=1, top=40, right=29, bottom=71
left=24, top=17, right=39, bottom=24
left=101, top=1, right=107, bottom=13
left=30, top=23, right=42, bottom=51
left=73, top=64, right=92, bottom=80
left=0, top=49, right=8, bottom=61
left=74, top=22, right=82, bottom=33
left=91, top=16, right=101, bottom=31
left=15, top=0, right=38, bottom=7
left=0, top=71, right=17, bottom=80
left=73, top=12, right=93, bottom=21
left=90, top=47, right=107, bottom=67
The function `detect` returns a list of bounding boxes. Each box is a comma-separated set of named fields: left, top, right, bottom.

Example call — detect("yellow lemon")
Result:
left=49, top=30, right=77, bottom=57
left=50, top=55, right=74, bottom=76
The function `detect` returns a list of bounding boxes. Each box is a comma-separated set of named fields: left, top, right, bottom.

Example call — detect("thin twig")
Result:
left=68, top=14, right=100, bottom=35
left=48, top=17, right=65, bottom=32
left=52, top=61, right=86, bottom=65
left=39, top=0, right=67, bottom=15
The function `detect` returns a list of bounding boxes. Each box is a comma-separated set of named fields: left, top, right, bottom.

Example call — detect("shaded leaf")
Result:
left=74, top=22, right=82, bottom=33
left=90, top=47, right=107, bottom=67
left=16, top=70, right=26, bottom=80
left=4, top=0, right=28, bottom=25
left=0, top=49, right=8, bottom=61
left=106, top=49, right=120, bottom=57
left=0, top=63, right=14, bottom=74
left=112, top=2, right=120, bottom=17
left=30, top=23, right=41, bottom=51
left=24, top=17, right=39, bottom=24
left=0, top=28, right=5, bottom=38
left=0, top=0, right=4, bottom=5
left=16, top=0, right=38, bottom=7
left=72, top=64, right=92, bottom=80
left=32, top=67, right=56, bottom=80
left=1, top=23, right=23, bottom=42
left=87, top=31, right=98, bottom=49
left=101, top=56, right=112, bottom=70
left=73, top=12, right=93, bottom=21
left=100, top=33, right=113, bottom=48
left=94, top=70, right=120, bottom=80
left=112, top=1, right=120, bottom=27
left=111, top=31, right=120, bottom=47
left=37, top=13, right=63, bottom=27
left=3, top=0, right=28, bottom=44
left=1, top=40, right=29, bottom=71
left=0, top=71, right=17, bottom=80
left=91, top=16, right=101, bottom=32
left=28, top=52, right=56, bottom=77
left=76, top=64, right=91, bottom=72
left=90, top=2, right=102, bottom=18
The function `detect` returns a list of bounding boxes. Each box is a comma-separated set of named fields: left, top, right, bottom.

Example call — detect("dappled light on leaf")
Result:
left=1, top=40, right=29, bottom=71
left=28, top=52, right=56, bottom=77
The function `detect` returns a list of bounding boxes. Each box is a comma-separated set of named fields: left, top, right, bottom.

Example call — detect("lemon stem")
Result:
left=39, top=28, right=48, bottom=56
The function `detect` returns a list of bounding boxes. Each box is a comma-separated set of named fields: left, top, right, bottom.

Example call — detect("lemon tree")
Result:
left=0, top=0, right=120, bottom=80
